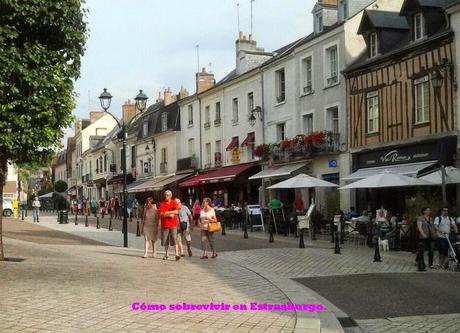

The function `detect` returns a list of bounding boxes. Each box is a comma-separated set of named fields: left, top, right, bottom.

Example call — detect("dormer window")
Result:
left=316, top=12, right=323, bottom=33
left=369, top=32, right=378, bottom=58
left=161, top=112, right=168, bottom=131
left=340, top=0, right=348, bottom=20
left=142, top=121, right=148, bottom=137
left=414, top=13, right=425, bottom=40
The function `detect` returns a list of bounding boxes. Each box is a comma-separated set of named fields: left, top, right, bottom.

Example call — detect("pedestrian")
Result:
left=133, top=198, right=139, bottom=220
left=141, top=197, right=160, bottom=258
left=434, top=206, right=458, bottom=269
left=114, top=197, right=120, bottom=219
left=159, top=190, right=180, bottom=261
left=293, top=194, right=304, bottom=214
left=175, top=198, right=193, bottom=257
left=416, top=207, right=435, bottom=268
left=127, top=196, right=134, bottom=222
left=212, top=195, right=222, bottom=208
left=99, top=197, right=106, bottom=218
left=32, top=197, right=41, bottom=223
left=200, top=197, right=218, bottom=259
left=91, top=197, right=97, bottom=216
left=193, top=199, right=201, bottom=227
left=85, top=197, right=91, bottom=216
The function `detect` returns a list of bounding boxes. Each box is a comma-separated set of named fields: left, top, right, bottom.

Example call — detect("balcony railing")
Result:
left=160, top=162, right=167, bottom=174
left=204, top=121, right=211, bottom=129
left=177, top=157, right=197, bottom=171
left=214, top=118, right=221, bottom=126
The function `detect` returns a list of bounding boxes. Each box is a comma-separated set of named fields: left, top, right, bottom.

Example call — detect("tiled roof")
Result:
left=358, top=10, right=409, bottom=34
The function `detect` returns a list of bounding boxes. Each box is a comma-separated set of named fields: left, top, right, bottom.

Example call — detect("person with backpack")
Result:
left=434, top=206, right=458, bottom=269
left=416, top=207, right=435, bottom=268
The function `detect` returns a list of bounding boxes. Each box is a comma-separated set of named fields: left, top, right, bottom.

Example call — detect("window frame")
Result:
left=187, top=105, right=193, bottom=126
left=366, top=91, right=379, bottom=134
left=302, top=55, right=313, bottom=94
left=161, top=112, right=168, bottom=132
left=275, top=68, right=286, bottom=103
left=247, top=92, right=254, bottom=114
left=302, top=113, right=314, bottom=135
left=142, top=121, right=148, bottom=137
left=276, top=123, right=286, bottom=141
left=369, top=32, right=378, bottom=58
left=232, top=97, right=239, bottom=124
left=414, top=76, right=430, bottom=124
left=414, top=13, right=425, bottom=41
left=324, top=44, right=339, bottom=87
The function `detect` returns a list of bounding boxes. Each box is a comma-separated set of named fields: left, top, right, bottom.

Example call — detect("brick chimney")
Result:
left=178, top=86, right=189, bottom=100
left=235, top=32, right=272, bottom=75
left=156, top=92, right=163, bottom=103
left=89, top=111, right=104, bottom=124
left=196, top=68, right=215, bottom=94
left=163, top=87, right=177, bottom=106
left=122, top=100, right=136, bottom=124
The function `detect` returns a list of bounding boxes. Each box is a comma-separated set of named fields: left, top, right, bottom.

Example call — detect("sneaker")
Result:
left=175, top=256, right=181, bottom=261
left=180, top=254, right=185, bottom=257
left=188, top=248, right=192, bottom=257
left=163, top=256, right=169, bottom=261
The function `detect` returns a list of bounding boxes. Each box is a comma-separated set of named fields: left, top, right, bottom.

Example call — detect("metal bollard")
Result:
left=299, top=228, right=305, bottom=248
left=96, top=217, right=100, bottom=229
left=269, top=218, right=274, bottom=243
left=340, top=219, right=344, bottom=244
left=75, top=213, right=78, bottom=225
left=331, top=219, right=335, bottom=243
left=21, top=209, right=24, bottom=221
left=221, top=220, right=226, bottom=236
left=136, top=219, right=141, bottom=237
left=85, top=215, right=88, bottom=227
left=417, top=242, right=426, bottom=271
left=373, top=237, right=382, bottom=262
left=243, top=221, right=248, bottom=239
left=334, top=231, right=341, bottom=254
left=109, top=216, right=113, bottom=231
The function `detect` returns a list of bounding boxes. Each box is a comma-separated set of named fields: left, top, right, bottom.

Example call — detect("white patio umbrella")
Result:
left=339, top=171, right=434, bottom=190
left=267, top=173, right=339, bottom=189
left=419, top=166, right=460, bottom=184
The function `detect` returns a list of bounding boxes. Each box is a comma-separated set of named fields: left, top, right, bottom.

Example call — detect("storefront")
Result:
left=346, top=136, right=457, bottom=214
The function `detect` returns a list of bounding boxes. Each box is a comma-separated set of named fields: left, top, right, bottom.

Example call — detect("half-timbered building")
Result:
left=344, top=0, right=458, bottom=212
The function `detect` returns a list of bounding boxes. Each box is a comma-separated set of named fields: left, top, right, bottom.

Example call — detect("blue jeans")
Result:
left=33, top=207, right=40, bottom=222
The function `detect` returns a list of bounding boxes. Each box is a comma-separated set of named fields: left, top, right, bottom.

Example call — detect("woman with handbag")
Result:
left=200, top=197, right=218, bottom=259
left=141, top=197, right=160, bottom=258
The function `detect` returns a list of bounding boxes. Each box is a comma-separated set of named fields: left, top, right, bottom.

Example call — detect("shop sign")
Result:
left=231, top=147, right=240, bottom=164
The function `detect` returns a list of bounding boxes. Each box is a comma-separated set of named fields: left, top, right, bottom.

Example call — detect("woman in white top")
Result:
left=199, top=197, right=217, bottom=259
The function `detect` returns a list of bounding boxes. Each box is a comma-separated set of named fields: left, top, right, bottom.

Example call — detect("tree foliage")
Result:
left=54, top=180, right=68, bottom=193
left=0, top=0, right=87, bottom=260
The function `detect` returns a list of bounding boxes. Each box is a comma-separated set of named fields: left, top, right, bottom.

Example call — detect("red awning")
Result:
left=241, top=132, right=255, bottom=146
left=226, top=136, right=239, bottom=151
left=178, top=172, right=212, bottom=188
left=200, top=162, right=258, bottom=184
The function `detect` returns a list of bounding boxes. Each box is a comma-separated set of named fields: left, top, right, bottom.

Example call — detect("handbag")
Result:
left=208, top=221, right=222, bottom=233
left=180, top=221, right=188, bottom=232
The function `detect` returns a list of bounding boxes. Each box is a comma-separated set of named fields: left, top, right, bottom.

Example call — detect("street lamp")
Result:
left=98, top=88, right=149, bottom=247
left=431, top=70, right=443, bottom=90
left=248, top=106, right=263, bottom=127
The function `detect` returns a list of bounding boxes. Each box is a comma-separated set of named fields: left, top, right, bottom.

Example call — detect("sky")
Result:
left=70, top=0, right=316, bottom=136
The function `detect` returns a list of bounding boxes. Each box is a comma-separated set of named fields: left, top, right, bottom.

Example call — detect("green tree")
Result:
left=0, top=1, right=87, bottom=260
left=54, top=180, right=68, bottom=193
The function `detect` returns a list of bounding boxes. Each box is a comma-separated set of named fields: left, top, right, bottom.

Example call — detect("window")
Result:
left=367, top=92, right=379, bottom=133
left=302, top=114, right=313, bottom=135
left=161, top=148, right=167, bottom=164
left=341, top=0, right=348, bottom=20
left=140, top=160, right=145, bottom=175
left=302, top=57, right=313, bottom=93
left=103, top=155, right=107, bottom=172
left=215, top=140, right=222, bottom=166
left=188, top=105, right=193, bottom=126
left=326, top=46, right=338, bottom=86
left=316, top=12, right=323, bottom=32
left=215, top=102, right=221, bottom=124
left=161, top=113, right=168, bottom=131
left=188, top=138, right=195, bottom=157
left=369, top=33, right=378, bottom=58
left=247, top=92, right=254, bottom=113
left=131, top=146, right=136, bottom=168
left=327, top=106, right=339, bottom=133
left=204, top=106, right=211, bottom=128
left=232, top=98, right=239, bottom=124
left=275, top=69, right=286, bottom=103
left=277, top=123, right=286, bottom=141
left=205, top=143, right=212, bottom=166
left=215, top=140, right=221, bottom=154
left=414, top=13, right=425, bottom=40
left=415, top=76, right=430, bottom=124
left=142, top=122, right=148, bottom=137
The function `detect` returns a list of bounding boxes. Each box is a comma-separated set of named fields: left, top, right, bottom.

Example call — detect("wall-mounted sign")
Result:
left=231, top=148, right=240, bottom=164
left=328, top=159, right=338, bottom=168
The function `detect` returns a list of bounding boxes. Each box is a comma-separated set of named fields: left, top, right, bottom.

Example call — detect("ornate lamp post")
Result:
left=99, top=88, right=148, bottom=247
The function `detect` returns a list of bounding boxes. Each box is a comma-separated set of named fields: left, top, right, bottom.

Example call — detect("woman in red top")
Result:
left=159, top=190, right=180, bottom=261
left=193, top=199, right=201, bottom=227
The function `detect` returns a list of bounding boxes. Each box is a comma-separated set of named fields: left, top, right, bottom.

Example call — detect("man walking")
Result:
left=176, top=198, right=193, bottom=257
left=434, top=206, right=458, bottom=269
left=32, top=197, right=41, bottom=223
left=159, top=190, right=180, bottom=261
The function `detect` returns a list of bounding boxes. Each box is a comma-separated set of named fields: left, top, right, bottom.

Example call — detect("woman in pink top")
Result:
left=193, top=199, right=201, bottom=227
left=200, top=197, right=217, bottom=259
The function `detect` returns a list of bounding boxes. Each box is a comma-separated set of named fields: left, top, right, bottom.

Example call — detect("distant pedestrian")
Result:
left=293, top=194, right=304, bottom=214
left=193, top=199, right=201, bottom=227
left=85, top=197, right=91, bottom=216
left=133, top=198, right=139, bottom=220
left=416, top=207, right=435, bottom=268
left=114, top=197, right=120, bottom=219
left=434, top=206, right=458, bottom=269
left=176, top=198, right=193, bottom=257
left=127, top=196, right=134, bottom=221
left=159, top=190, right=180, bottom=261
left=200, top=197, right=218, bottom=259
left=91, top=198, right=97, bottom=216
left=32, top=197, right=41, bottom=223
left=141, top=197, right=160, bottom=258
left=212, top=195, right=222, bottom=208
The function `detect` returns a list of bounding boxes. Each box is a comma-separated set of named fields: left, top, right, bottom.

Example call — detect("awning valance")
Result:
left=343, top=160, right=437, bottom=181
left=178, top=172, right=212, bottom=188
left=127, top=175, right=172, bottom=193
left=151, top=173, right=193, bottom=191
left=200, top=162, right=259, bottom=184
left=241, top=132, right=255, bottom=146
left=226, top=136, right=239, bottom=151
left=248, top=162, right=308, bottom=180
